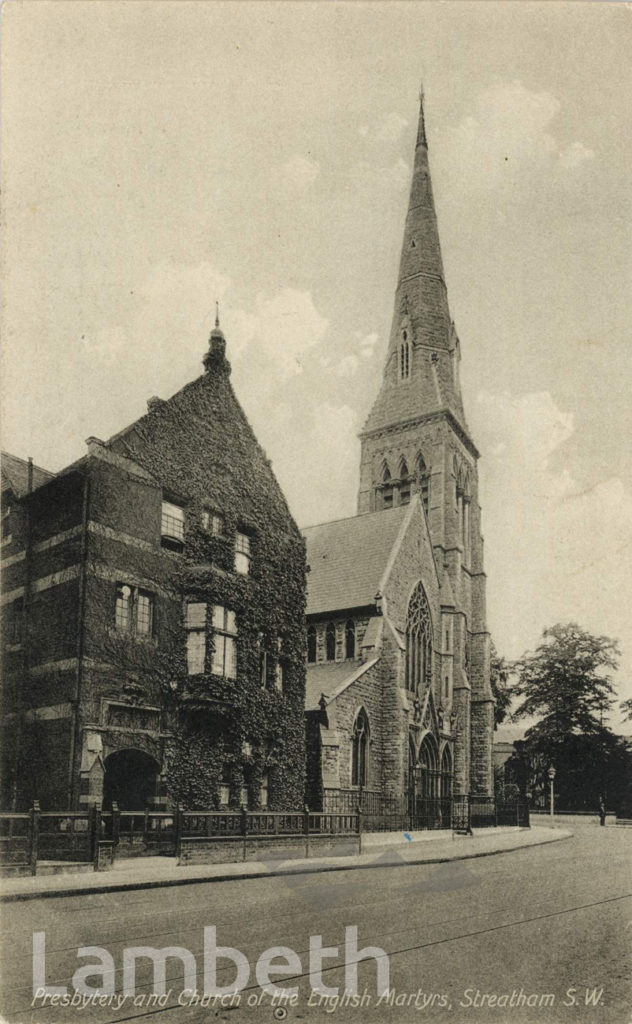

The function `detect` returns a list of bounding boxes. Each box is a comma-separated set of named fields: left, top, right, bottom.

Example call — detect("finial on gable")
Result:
left=204, top=303, right=230, bottom=375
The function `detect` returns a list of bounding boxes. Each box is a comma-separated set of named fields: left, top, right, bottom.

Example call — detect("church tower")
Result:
left=358, top=89, right=494, bottom=797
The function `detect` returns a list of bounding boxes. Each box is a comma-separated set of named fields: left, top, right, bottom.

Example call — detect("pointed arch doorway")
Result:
left=407, top=732, right=448, bottom=829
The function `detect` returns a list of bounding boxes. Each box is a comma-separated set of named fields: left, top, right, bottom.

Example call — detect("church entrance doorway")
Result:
left=103, top=749, right=160, bottom=810
left=407, top=733, right=450, bottom=829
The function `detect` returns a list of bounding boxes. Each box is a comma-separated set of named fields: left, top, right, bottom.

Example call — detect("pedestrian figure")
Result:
left=598, top=799, right=606, bottom=827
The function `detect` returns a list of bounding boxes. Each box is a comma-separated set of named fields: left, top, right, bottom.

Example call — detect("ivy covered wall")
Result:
left=107, top=340, right=308, bottom=810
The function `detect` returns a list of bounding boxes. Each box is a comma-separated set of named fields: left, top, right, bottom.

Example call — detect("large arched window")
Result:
left=405, top=582, right=433, bottom=693
left=381, top=463, right=394, bottom=510
left=307, top=625, right=317, bottom=664
left=345, top=619, right=356, bottom=660
left=325, top=622, right=336, bottom=662
left=351, top=708, right=370, bottom=787
left=416, top=454, right=430, bottom=516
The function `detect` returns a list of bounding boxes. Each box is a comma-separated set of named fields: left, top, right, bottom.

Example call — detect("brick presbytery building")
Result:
left=303, top=92, right=494, bottom=816
left=1, top=323, right=307, bottom=811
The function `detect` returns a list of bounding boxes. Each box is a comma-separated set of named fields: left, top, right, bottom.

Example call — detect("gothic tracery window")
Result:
left=345, top=619, right=356, bottom=660
left=405, top=582, right=433, bottom=694
left=351, top=708, right=370, bottom=787
left=307, top=624, right=317, bottom=663
left=325, top=622, right=336, bottom=661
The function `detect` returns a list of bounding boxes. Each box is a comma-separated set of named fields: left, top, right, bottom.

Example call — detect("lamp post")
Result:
left=548, top=766, right=556, bottom=822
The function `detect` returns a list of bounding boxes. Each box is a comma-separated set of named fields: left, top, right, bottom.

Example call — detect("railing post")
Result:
left=111, top=802, right=120, bottom=847
left=29, top=801, right=40, bottom=876
left=174, top=803, right=182, bottom=860
left=240, top=805, right=248, bottom=862
left=357, top=802, right=363, bottom=855
left=143, top=806, right=150, bottom=848
left=91, top=802, right=102, bottom=869
left=304, top=804, right=310, bottom=859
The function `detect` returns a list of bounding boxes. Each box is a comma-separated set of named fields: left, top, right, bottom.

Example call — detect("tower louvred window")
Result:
left=381, top=464, right=394, bottom=509
left=399, top=333, right=411, bottom=380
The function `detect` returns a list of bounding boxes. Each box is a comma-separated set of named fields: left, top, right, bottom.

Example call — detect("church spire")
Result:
left=416, top=82, right=427, bottom=149
left=360, top=87, right=466, bottom=437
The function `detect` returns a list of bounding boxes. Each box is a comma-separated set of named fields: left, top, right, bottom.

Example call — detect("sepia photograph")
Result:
left=0, top=2, right=630, bottom=1022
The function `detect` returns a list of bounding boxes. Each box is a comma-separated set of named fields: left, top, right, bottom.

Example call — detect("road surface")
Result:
left=1, top=823, right=630, bottom=1024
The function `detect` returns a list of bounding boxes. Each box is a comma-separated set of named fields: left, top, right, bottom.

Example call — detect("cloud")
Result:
left=359, top=331, right=379, bottom=358
left=233, top=287, right=328, bottom=379
left=360, top=112, right=409, bottom=144
left=274, top=154, right=320, bottom=191
left=349, top=157, right=410, bottom=195
left=443, top=80, right=596, bottom=194
left=474, top=389, right=632, bottom=701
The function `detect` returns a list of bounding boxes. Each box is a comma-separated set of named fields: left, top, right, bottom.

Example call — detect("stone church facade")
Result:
left=304, top=93, right=494, bottom=816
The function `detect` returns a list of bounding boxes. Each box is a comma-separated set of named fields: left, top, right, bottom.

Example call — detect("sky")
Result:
left=2, top=2, right=631, bottom=717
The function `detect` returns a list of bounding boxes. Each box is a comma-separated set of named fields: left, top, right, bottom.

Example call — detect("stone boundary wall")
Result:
left=177, top=833, right=360, bottom=866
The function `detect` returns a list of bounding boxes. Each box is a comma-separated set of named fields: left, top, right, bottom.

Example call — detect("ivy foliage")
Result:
left=108, top=351, right=308, bottom=810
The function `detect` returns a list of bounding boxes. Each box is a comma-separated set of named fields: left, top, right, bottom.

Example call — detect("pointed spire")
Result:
left=416, top=82, right=427, bottom=149
left=359, top=87, right=466, bottom=436
left=215, top=300, right=220, bottom=328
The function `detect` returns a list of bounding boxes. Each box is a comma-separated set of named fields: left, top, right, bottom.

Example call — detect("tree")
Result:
left=620, top=698, right=632, bottom=722
left=490, top=640, right=513, bottom=728
left=511, top=623, right=630, bottom=811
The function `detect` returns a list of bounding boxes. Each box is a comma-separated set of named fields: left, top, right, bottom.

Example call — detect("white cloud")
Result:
left=375, top=111, right=409, bottom=143
left=360, top=111, right=409, bottom=144
left=235, top=287, right=328, bottom=378
left=336, top=354, right=359, bottom=377
left=557, top=140, right=595, bottom=171
left=350, top=157, right=410, bottom=194
left=475, top=389, right=632, bottom=702
left=274, top=154, right=320, bottom=191
left=443, top=80, right=596, bottom=193
left=359, top=331, right=379, bottom=358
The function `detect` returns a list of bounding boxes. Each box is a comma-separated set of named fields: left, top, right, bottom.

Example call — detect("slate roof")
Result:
left=304, top=662, right=360, bottom=711
left=1, top=451, right=54, bottom=497
left=302, top=506, right=409, bottom=615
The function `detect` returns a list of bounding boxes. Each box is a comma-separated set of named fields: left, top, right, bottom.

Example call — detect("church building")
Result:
left=303, top=93, right=494, bottom=820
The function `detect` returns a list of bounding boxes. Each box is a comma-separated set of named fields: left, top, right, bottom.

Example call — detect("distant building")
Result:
left=303, top=92, right=495, bottom=819
left=1, top=322, right=307, bottom=811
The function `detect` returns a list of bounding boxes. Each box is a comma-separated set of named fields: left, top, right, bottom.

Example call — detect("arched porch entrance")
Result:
left=103, top=749, right=160, bottom=810
left=407, top=733, right=451, bottom=829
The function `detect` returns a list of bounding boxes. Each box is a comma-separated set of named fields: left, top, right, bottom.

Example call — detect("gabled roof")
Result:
left=305, top=662, right=358, bottom=710
left=302, top=505, right=409, bottom=615
left=1, top=451, right=54, bottom=498
left=305, top=658, right=379, bottom=711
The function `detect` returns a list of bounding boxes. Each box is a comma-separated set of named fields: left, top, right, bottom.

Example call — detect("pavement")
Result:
left=0, top=824, right=570, bottom=902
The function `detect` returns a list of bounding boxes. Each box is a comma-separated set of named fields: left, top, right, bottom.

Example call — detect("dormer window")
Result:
left=235, top=532, right=251, bottom=575
left=399, top=332, right=411, bottom=381
left=161, top=500, right=185, bottom=551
